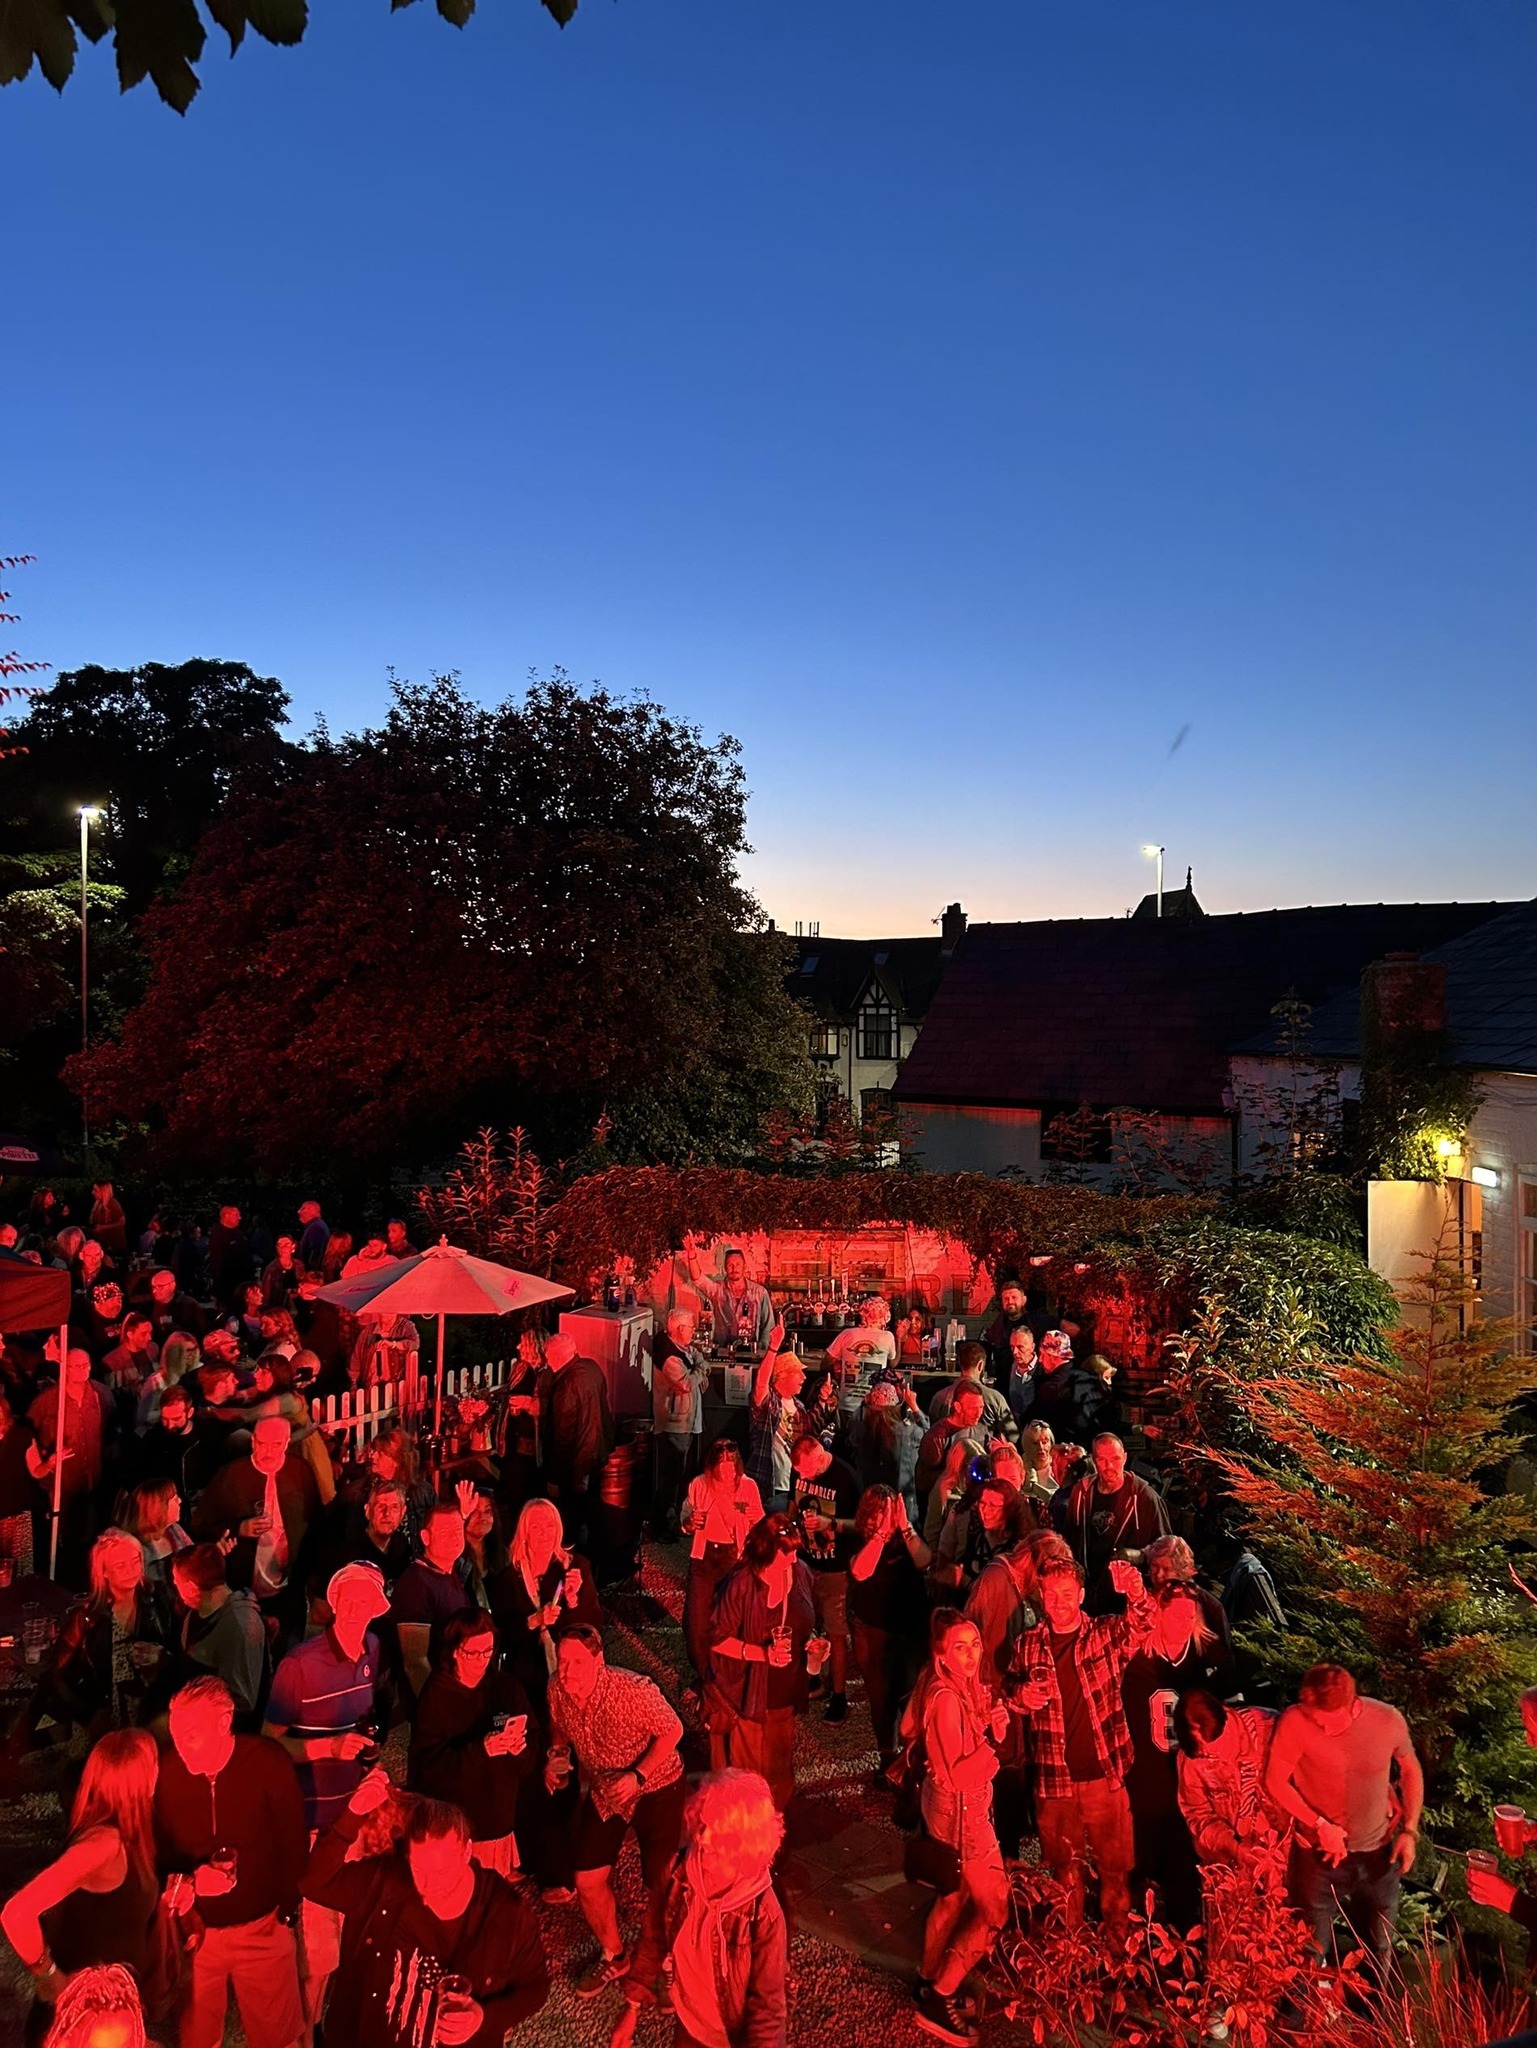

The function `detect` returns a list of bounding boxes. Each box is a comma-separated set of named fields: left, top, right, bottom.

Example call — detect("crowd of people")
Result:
left=0, top=1194, right=1474, bottom=2048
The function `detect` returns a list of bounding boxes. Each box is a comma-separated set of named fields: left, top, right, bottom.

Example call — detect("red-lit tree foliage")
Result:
left=74, top=673, right=813, bottom=1178
left=1205, top=1244, right=1537, bottom=1789
left=992, top=1857, right=1528, bottom=2047
left=538, top=1161, right=1206, bottom=1297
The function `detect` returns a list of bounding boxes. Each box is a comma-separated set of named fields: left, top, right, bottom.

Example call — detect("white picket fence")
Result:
left=441, top=1357, right=511, bottom=1402
left=308, top=1355, right=513, bottom=1454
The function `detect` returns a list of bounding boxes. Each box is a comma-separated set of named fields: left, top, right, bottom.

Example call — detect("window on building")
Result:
left=798, top=955, right=820, bottom=975
left=807, top=1022, right=839, bottom=1058
left=1522, top=1174, right=1537, bottom=1355
left=857, top=993, right=897, bottom=1062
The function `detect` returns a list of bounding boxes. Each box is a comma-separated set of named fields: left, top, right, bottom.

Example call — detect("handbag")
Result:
left=903, top=1824, right=962, bottom=1894
left=885, top=1729, right=926, bottom=1833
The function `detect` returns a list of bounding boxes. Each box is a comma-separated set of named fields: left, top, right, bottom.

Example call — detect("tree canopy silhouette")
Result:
left=73, top=671, right=815, bottom=1176
left=0, top=0, right=576, bottom=116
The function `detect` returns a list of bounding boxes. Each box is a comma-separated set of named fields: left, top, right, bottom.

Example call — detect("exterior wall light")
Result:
left=1470, top=1165, right=1499, bottom=1189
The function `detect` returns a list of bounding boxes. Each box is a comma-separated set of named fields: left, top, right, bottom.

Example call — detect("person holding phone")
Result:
left=411, top=1610, right=536, bottom=1880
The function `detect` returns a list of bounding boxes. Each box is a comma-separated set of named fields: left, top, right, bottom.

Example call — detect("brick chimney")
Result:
left=940, top=902, right=967, bottom=956
left=1360, top=952, right=1447, bottom=1055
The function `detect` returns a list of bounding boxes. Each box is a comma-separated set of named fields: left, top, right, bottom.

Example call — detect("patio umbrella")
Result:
left=0, top=1133, right=71, bottom=1177
left=317, top=1238, right=573, bottom=1434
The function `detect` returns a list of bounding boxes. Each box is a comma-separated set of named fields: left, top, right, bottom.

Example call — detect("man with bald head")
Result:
left=193, top=1411, right=320, bottom=1648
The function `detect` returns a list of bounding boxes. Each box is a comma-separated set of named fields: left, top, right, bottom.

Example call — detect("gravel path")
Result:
left=0, top=1539, right=1023, bottom=2045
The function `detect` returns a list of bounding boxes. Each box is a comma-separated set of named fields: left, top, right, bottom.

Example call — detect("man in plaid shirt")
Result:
left=1010, top=1552, right=1151, bottom=1929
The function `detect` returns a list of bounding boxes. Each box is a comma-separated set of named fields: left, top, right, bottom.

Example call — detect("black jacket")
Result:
left=408, top=1666, right=536, bottom=1841
left=543, top=1358, right=613, bottom=1490
left=302, top=1807, right=549, bottom=2048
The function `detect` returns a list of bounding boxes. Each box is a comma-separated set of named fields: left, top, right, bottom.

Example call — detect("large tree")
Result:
left=7, top=658, right=293, bottom=922
left=75, top=671, right=815, bottom=1175
left=1, top=0, right=575, bottom=115
left=0, top=657, right=291, bottom=1136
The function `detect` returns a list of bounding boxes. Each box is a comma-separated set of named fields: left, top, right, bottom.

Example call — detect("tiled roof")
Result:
left=1236, top=895, right=1537, bottom=1072
left=893, top=902, right=1513, bottom=1112
left=787, top=934, right=948, bottom=1023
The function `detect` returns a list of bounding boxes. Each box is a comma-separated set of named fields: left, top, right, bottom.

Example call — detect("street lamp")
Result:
left=1141, top=843, right=1165, bottom=919
left=78, top=805, right=102, bottom=1148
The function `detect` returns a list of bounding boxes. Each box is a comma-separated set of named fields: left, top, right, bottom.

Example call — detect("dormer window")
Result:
left=858, top=991, right=897, bottom=1061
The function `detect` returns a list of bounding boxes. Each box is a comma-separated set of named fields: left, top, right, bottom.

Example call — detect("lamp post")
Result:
left=1141, top=843, right=1165, bottom=919
left=78, top=804, right=102, bottom=1149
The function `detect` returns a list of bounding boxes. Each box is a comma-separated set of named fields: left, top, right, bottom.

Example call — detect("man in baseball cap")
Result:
left=263, top=1563, right=391, bottom=1835
left=264, top=1559, right=392, bottom=2029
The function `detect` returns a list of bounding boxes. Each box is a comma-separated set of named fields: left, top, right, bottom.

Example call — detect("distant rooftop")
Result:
left=894, top=900, right=1516, bottom=1113
left=1236, top=895, right=1537, bottom=1072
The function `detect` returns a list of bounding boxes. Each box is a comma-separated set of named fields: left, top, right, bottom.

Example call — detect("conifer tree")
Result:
left=1209, top=1238, right=1537, bottom=1777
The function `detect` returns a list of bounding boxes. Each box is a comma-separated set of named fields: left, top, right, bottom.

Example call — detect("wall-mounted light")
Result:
left=1471, top=1165, right=1500, bottom=1189
left=1434, top=1136, right=1461, bottom=1159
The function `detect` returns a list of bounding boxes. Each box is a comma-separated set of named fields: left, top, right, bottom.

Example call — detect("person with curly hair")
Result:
left=609, top=1769, right=788, bottom=2048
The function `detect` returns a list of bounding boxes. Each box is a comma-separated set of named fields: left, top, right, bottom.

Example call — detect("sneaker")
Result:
left=573, top=1950, right=627, bottom=1999
left=914, top=1984, right=977, bottom=2045
left=823, top=1692, right=848, bottom=1724
left=540, top=1885, right=576, bottom=1906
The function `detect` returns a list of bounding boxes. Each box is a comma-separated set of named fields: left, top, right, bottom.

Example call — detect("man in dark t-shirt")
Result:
left=391, top=1504, right=474, bottom=1698
left=787, top=1434, right=860, bottom=1723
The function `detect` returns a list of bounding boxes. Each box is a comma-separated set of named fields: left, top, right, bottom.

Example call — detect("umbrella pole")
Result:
left=434, top=1313, right=445, bottom=1438
left=49, top=1323, right=67, bottom=1580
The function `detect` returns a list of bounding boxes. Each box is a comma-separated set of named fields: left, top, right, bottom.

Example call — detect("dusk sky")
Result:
left=6, top=0, right=1535, bottom=935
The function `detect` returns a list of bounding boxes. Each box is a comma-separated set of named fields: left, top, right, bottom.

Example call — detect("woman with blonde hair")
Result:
left=117, top=1478, right=191, bottom=1585
left=41, top=1964, right=148, bottom=2048
left=1016, top=1420, right=1060, bottom=1506
left=610, top=1768, right=788, bottom=2048
left=133, top=1328, right=201, bottom=1431
left=30, top=1531, right=171, bottom=1738
left=490, top=1497, right=599, bottom=1715
left=3, top=1731, right=172, bottom=2041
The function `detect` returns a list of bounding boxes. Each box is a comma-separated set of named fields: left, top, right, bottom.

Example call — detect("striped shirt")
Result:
left=265, top=1629, right=380, bottom=1830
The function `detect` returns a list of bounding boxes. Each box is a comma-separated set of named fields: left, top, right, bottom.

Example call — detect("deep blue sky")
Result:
left=5, top=0, right=1535, bottom=933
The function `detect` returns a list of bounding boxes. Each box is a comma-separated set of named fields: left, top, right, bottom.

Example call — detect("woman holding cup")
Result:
left=904, top=1608, right=1011, bottom=2047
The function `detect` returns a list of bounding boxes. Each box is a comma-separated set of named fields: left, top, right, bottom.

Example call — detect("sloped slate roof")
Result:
left=788, top=935, right=947, bottom=1023
left=1237, top=895, right=1537, bottom=1072
left=893, top=902, right=1512, bottom=1113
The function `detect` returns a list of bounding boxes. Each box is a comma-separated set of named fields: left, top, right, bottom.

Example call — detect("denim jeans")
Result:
left=1287, top=1838, right=1401, bottom=1966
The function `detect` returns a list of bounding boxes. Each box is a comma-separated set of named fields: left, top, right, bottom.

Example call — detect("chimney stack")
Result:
left=940, top=902, right=967, bottom=956
left=1360, top=952, right=1447, bottom=1055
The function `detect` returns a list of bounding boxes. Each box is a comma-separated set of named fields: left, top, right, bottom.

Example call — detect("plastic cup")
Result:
left=1494, top=1805, right=1527, bottom=1856
left=437, top=1972, right=474, bottom=2018
left=1467, top=1848, right=1499, bottom=1875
